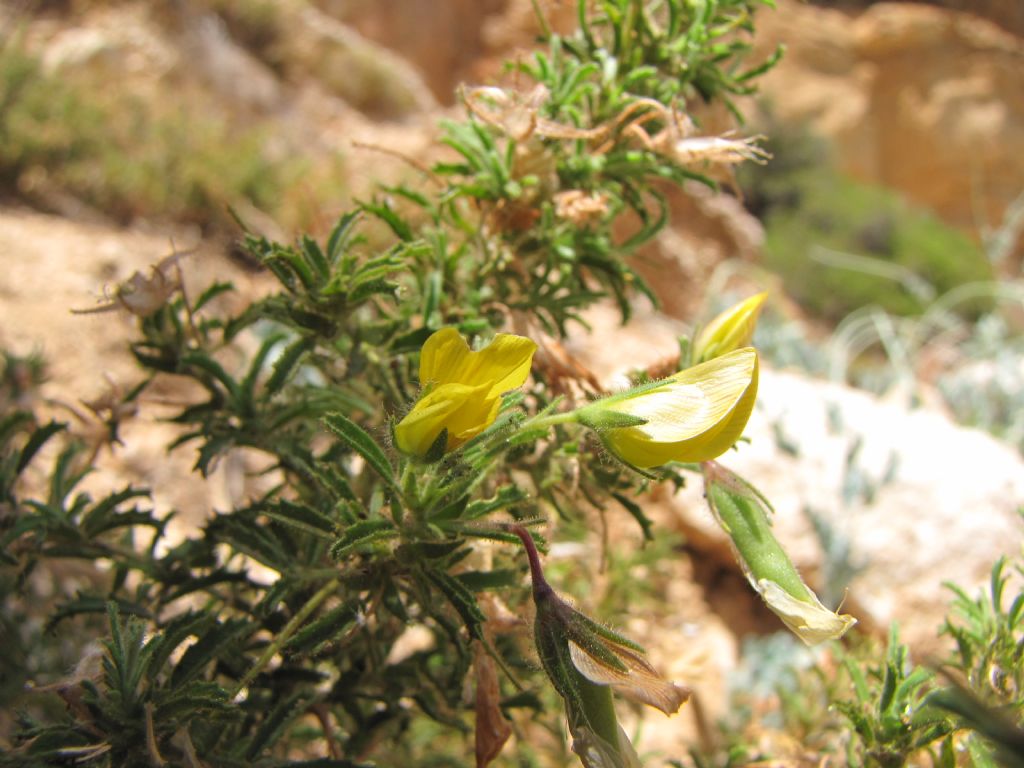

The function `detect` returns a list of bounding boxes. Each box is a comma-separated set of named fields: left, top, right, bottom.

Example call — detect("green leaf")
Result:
left=171, top=617, right=253, bottom=687
left=206, top=512, right=290, bottom=569
left=425, top=567, right=486, bottom=640
left=325, top=210, right=362, bottom=265
left=456, top=569, right=520, bottom=591
left=239, top=333, right=288, bottom=407
left=80, top=486, right=155, bottom=538
left=147, top=611, right=216, bottom=680
left=322, top=412, right=399, bottom=494
left=611, top=492, right=654, bottom=541
left=17, top=420, right=66, bottom=474
left=263, top=500, right=337, bottom=539
left=330, top=518, right=397, bottom=560
left=153, top=680, right=234, bottom=722
left=349, top=278, right=398, bottom=305
left=46, top=593, right=151, bottom=632
left=284, top=601, right=359, bottom=657
left=301, top=234, right=330, bottom=280
left=264, top=337, right=315, bottom=396
left=244, top=690, right=310, bottom=759
left=362, top=201, right=414, bottom=241
left=192, top=280, right=234, bottom=312
left=180, top=352, right=242, bottom=403
left=461, top=486, right=529, bottom=521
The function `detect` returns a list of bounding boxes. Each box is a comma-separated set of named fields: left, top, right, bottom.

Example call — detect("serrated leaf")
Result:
left=300, top=234, right=330, bottom=280
left=171, top=617, right=253, bottom=687
left=325, top=211, right=362, bottom=265
left=330, top=519, right=397, bottom=560
left=322, top=413, right=399, bottom=494
left=283, top=601, right=359, bottom=657
left=265, top=337, right=315, bottom=396
left=461, top=486, right=529, bottom=521
left=192, top=280, right=234, bottom=312
left=263, top=500, right=336, bottom=539
left=206, top=513, right=290, bottom=569
left=146, top=611, right=215, bottom=680
left=425, top=568, right=485, bottom=640
left=46, top=593, right=151, bottom=632
left=349, top=278, right=398, bottom=304
left=362, top=201, right=414, bottom=241
left=80, top=487, right=155, bottom=538
left=239, top=333, right=287, bottom=407
left=244, top=690, right=310, bottom=759
left=456, top=569, right=520, bottom=591
left=180, top=352, right=242, bottom=403
left=17, top=420, right=66, bottom=474
left=153, top=680, right=234, bottom=722
left=309, top=464, right=357, bottom=503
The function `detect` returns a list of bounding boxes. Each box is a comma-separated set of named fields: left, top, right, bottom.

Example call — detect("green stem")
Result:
left=530, top=0, right=552, bottom=40
left=520, top=410, right=580, bottom=432
left=231, top=577, right=340, bottom=697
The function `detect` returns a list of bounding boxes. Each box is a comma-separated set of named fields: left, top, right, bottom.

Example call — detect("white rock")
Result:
left=573, top=301, right=1024, bottom=652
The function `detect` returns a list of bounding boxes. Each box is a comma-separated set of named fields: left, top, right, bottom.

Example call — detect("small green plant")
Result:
left=0, top=34, right=316, bottom=234
left=737, top=113, right=992, bottom=323
left=696, top=552, right=1024, bottom=768
left=942, top=557, right=1024, bottom=716
left=834, top=626, right=953, bottom=767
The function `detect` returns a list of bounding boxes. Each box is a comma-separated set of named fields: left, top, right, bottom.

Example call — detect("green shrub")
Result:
left=739, top=117, right=992, bottom=322
left=0, top=36, right=305, bottom=234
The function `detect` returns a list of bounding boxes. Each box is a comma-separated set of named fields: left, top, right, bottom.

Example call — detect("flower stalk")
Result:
left=507, top=525, right=687, bottom=767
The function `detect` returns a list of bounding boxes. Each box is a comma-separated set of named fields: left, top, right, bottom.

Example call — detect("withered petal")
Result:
left=569, top=640, right=690, bottom=715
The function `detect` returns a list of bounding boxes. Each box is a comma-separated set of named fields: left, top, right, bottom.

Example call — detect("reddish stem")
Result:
left=507, top=524, right=552, bottom=599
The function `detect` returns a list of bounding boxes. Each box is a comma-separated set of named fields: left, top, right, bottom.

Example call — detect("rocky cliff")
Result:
left=752, top=1, right=1024, bottom=269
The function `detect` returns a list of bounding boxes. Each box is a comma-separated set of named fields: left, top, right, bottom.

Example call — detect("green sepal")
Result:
left=532, top=592, right=621, bottom=748
left=575, top=407, right=648, bottom=432
left=706, top=480, right=811, bottom=601
left=423, top=428, right=449, bottom=463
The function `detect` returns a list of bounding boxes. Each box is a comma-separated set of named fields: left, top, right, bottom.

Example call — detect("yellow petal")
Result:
left=568, top=641, right=690, bottom=715
left=757, top=579, right=857, bottom=646
left=419, top=327, right=472, bottom=385
left=693, top=293, right=767, bottom=363
left=394, top=382, right=492, bottom=456
left=603, top=348, right=758, bottom=467
left=419, top=327, right=537, bottom=396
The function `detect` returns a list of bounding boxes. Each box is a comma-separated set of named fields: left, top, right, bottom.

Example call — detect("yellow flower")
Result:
left=591, top=347, right=758, bottom=468
left=395, top=327, right=537, bottom=456
left=693, top=292, right=767, bottom=364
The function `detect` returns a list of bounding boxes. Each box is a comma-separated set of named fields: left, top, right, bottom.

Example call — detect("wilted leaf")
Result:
left=474, top=643, right=512, bottom=768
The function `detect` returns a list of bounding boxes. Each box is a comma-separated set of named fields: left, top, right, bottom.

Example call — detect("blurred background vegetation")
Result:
left=1, top=0, right=1023, bottom=765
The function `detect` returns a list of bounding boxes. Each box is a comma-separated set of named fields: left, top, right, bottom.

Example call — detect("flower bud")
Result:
left=702, top=462, right=856, bottom=645
left=693, top=292, right=767, bottom=364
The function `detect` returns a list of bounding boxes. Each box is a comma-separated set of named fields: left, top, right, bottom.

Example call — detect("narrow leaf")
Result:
left=425, top=568, right=486, bottom=640
left=330, top=519, right=397, bottom=560
left=263, top=500, right=337, bottom=539
left=322, top=413, right=399, bottom=493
